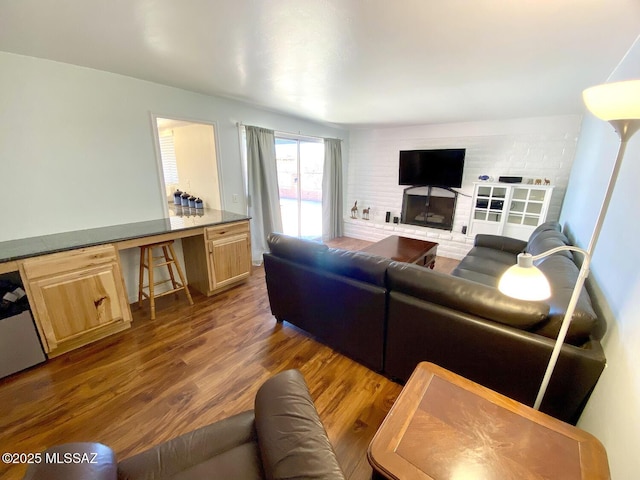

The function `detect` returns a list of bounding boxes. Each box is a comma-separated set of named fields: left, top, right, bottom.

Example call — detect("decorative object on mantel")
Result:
left=362, top=207, right=370, bottom=220
left=544, top=178, right=551, bottom=185
left=499, top=78, right=640, bottom=411
left=350, top=201, right=358, bottom=218
left=478, top=175, right=493, bottom=181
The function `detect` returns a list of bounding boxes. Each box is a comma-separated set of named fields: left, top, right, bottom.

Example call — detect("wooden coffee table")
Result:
left=360, top=235, right=438, bottom=269
left=368, top=362, right=610, bottom=480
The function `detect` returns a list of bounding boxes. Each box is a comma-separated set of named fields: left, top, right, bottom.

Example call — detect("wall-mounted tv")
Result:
left=398, top=149, right=465, bottom=188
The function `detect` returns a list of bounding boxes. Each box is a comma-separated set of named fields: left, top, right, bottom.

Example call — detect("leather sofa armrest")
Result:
left=255, top=370, right=345, bottom=480
left=23, top=443, right=116, bottom=480
left=117, top=411, right=257, bottom=479
left=474, top=234, right=527, bottom=254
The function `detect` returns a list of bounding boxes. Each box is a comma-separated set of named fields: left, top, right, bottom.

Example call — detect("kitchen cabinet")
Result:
left=1, top=210, right=251, bottom=360
left=182, top=220, right=252, bottom=296
left=468, top=183, right=554, bottom=241
left=20, top=245, right=132, bottom=357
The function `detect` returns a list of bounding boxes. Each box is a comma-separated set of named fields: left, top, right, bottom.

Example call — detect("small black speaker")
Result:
left=385, top=212, right=391, bottom=223
left=498, top=176, right=523, bottom=183
left=393, top=216, right=399, bottom=224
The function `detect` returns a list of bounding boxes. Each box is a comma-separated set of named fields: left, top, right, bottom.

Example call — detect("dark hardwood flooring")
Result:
left=0, top=236, right=459, bottom=479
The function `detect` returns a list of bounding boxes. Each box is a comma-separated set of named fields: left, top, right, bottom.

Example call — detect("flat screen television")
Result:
left=398, top=149, right=465, bottom=187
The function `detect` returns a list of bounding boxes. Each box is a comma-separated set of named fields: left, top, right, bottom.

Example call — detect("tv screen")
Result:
left=398, top=149, right=465, bottom=187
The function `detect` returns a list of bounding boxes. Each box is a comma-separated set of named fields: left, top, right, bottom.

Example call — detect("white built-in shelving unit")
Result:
left=468, top=183, right=554, bottom=241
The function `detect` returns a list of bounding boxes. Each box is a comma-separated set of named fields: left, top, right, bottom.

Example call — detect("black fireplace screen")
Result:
left=401, top=187, right=457, bottom=231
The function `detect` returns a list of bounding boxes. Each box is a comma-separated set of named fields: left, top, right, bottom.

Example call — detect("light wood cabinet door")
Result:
left=205, top=221, right=251, bottom=293
left=207, top=232, right=251, bottom=291
left=182, top=220, right=252, bottom=296
left=21, top=245, right=131, bottom=357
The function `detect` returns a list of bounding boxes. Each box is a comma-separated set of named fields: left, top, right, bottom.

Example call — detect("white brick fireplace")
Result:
left=344, top=115, right=582, bottom=259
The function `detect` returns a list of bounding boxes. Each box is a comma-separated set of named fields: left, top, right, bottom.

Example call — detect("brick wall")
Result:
left=344, top=115, right=582, bottom=259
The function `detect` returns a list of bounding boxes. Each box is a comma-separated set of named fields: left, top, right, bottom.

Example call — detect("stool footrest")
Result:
left=141, top=287, right=187, bottom=300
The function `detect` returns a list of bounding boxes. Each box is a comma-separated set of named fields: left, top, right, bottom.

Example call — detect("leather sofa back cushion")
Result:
left=387, top=262, right=549, bottom=329
left=267, top=233, right=328, bottom=267
left=527, top=230, right=574, bottom=262
left=533, top=255, right=598, bottom=343
left=473, top=234, right=527, bottom=254
left=528, top=220, right=561, bottom=241
left=255, top=370, right=345, bottom=480
left=319, top=248, right=392, bottom=287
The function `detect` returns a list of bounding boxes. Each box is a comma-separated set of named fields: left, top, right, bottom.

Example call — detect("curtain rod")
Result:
left=235, top=121, right=343, bottom=142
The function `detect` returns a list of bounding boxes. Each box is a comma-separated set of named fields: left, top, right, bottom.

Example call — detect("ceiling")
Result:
left=0, top=0, right=638, bottom=127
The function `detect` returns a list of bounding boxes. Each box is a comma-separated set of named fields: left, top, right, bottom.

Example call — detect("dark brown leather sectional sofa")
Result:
left=263, top=223, right=606, bottom=424
left=23, top=370, right=345, bottom=480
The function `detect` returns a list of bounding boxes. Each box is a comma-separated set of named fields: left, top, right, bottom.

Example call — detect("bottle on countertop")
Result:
left=173, top=189, right=183, bottom=205
left=180, top=192, right=190, bottom=206
left=188, top=195, right=197, bottom=208
left=195, top=198, right=204, bottom=209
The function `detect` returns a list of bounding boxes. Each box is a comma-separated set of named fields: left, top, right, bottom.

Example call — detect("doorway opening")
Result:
left=153, top=116, right=222, bottom=215
left=275, top=135, right=324, bottom=240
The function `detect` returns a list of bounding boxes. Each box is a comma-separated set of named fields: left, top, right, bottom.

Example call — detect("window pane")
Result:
left=276, top=138, right=299, bottom=237
left=275, top=136, right=324, bottom=240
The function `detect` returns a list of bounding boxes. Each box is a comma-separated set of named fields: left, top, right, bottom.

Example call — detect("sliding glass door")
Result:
left=275, top=136, right=324, bottom=240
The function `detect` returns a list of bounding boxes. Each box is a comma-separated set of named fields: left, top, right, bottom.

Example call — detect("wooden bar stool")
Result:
left=138, top=240, right=194, bottom=319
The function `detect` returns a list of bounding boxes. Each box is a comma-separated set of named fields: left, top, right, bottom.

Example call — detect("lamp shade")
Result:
left=498, top=254, right=551, bottom=301
left=583, top=79, right=640, bottom=121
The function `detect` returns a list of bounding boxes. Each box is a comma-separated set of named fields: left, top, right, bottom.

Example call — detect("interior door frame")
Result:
left=149, top=112, right=225, bottom=218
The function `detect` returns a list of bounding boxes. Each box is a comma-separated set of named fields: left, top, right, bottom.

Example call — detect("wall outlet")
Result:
left=232, top=194, right=239, bottom=203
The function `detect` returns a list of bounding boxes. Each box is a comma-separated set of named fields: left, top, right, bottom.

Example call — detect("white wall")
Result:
left=560, top=37, right=640, bottom=478
left=1, top=52, right=347, bottom=303
left=173, top=123, right=221, bottom=211
left=344, top=116, right=581, bottom=258
left=0, top=52, right=347, bottom=242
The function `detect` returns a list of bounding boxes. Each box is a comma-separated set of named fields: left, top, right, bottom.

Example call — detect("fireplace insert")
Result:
left=401, top=186, right=458, bottom=231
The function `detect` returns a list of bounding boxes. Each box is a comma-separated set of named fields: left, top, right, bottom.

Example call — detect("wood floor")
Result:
left=0, top=237, right=458, bottom=479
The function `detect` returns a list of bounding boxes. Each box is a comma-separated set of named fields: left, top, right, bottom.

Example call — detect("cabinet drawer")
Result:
left=205, top=221, right=249, bottom=241
left=22, top=244, right=118, bottom=280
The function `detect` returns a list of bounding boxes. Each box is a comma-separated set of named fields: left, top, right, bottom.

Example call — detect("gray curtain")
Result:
left=322, top=138, right=344, bottom=241
left=246, top=126, right=282, bottom=264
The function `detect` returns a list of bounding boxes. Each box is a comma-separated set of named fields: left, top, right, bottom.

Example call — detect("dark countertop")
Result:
left=0, top=206, right=250, bottom=263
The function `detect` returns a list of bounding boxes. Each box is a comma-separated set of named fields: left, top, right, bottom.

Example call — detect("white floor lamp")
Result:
left=498, top=79, right=640, bottom=410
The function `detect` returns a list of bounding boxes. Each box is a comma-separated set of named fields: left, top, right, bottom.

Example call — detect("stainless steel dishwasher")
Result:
left=0, top=273, right=45, bottom=379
